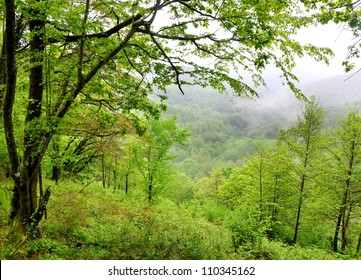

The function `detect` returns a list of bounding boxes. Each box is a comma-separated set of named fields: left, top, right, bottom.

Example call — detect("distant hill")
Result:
left=165, top=71, right=361, bottom=132
left=163, top=72, right=361, bottom=177
left=301, top=72, right=361, bottom=107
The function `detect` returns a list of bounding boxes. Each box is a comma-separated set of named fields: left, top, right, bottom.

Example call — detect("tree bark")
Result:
left=333, top=195, right=345, bottom=252
left=4, top=0, right=22, bottom=226
left=102, top=153, right=106, bottom=188
left=148, top=175, right=153, bottom=202
left=0, top=31, right=6, bottom=117
left=125, top=173, right=129, bottom=194
left=26, top=187, right=51, bottom=238
left=341, top=204, right=352, bottom=251
left=356, top=232, right=361, bottom=254
left=22, top=0, right=46, bottom=217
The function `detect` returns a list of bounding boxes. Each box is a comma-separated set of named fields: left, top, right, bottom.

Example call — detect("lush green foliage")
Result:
left=1, top=0, right=361, bottom=260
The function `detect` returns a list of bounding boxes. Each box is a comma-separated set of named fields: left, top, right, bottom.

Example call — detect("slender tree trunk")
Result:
left=339, top=140, right=355, bottom=252
left=107, top=167, right=111, bottom=188
left=125, top=173, right=129, bottom=194
left=38, top=165, right=46, bottom=219
left=102, top=153, right=106, bottom=188
left=341, top=204, right=352, bottom=251
left=333, top=205, right=344, bottom=252
left=259, top=155, right=263, bottom=222
left=113, top=158, right=117, bottom=190
left=148, top=175, right=153, bottom=202
left=268, top=175, right=279, bottom=240
left=356, top=232, right=361, bottom=254
left=333, top=188, right=348, bottom=252
left=292, top=134, right=311, bottom=245
left=292, top=183, right=304, bottom=244
left=51, top=138, right=60, bottom=184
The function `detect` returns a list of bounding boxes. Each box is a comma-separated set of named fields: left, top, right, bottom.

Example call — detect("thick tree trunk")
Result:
left=5, top=0, right=46, bottom=234
left=0, top=32, right=6, bottom=117
left=4, top=0, right=23, bottom=228
left=22, top=0, right=46, bottom=218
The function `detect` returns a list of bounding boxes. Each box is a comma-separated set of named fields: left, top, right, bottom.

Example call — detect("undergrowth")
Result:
left=0, top=179, right=359, bottom=260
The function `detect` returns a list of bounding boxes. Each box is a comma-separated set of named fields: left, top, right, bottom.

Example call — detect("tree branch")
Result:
left=48, top=14, right=143, bottom=43
left=78, top=0, right=90, bottom=84
left=149, top=33, right=185, bottom=95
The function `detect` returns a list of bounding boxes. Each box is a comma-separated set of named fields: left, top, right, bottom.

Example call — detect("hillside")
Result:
left=164, top=72, right=361, bottom=177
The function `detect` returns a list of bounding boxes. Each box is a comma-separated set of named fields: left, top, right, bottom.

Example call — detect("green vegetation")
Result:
left=1, top=0, right=361, bottom=260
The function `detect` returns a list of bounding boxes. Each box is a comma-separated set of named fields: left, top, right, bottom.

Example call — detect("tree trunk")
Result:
left=4, top=0, right=22, bottom=227
left=0, top=31, right=6, bottom=117
left=259, top=155, right=263, bottom=222
left=113, top=158, right=117, bottom=190
left=125, top=173, right=129, bottom=194
left=267, top=175, right=279, bottom=240
left=333, top=204, right=343, bottom=252
left=21, top=0, right=46, bottom=218
left=333, top=188, right=348, bottom=252
left=102, top=153, right=106, bottom=188
left=293, top=172, right=306, bottom=244
left=340, top=140, right=355, bottom=252
left=4, top=0, right=47, bottom=234
left=341, top=204, right=352, bottom=251
left=292, top=135, right=310, bottom=245
left=148, top=175, right=153, bottom=202
left=356, top=232, right=361, bottom=254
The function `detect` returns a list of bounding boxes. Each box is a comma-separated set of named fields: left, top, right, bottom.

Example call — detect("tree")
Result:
left=279, top=96, right=326, bottom=244
left=3, top=0, right=334, bottom=236
left=331, top=112, right=361, bottom=252
left=131, top=116, right=189, bottom=202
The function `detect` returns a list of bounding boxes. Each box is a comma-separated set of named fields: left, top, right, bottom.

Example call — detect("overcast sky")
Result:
left=293, top=22, right=357, bottom=82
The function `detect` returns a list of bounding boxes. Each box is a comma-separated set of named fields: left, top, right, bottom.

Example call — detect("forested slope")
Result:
left=165, top=73, right=361, bottom=178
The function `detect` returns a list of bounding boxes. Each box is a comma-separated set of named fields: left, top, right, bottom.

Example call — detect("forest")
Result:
left=1, top=0, right=361, bottom=260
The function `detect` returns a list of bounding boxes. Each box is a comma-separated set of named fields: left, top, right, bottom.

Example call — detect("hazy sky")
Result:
left=293, top=22, right=357, bottom=82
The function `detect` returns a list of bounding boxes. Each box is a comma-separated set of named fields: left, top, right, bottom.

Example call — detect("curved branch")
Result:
left=48, top=13, right=143, bottom=43
left=149, top=33, right=185, bottom=95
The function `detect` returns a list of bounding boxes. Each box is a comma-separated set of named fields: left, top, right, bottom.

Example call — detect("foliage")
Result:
left=2, top=0, right=361, bottom=260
